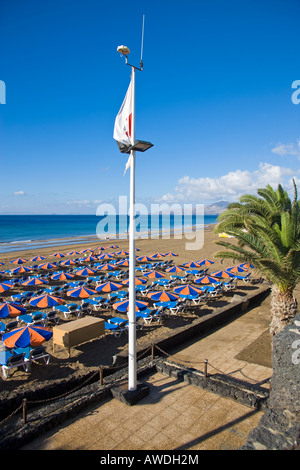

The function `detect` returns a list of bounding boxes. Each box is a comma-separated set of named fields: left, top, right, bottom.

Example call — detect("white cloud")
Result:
left=157, top=163, right=297, bottom=204
left=271, top=139, right=300, bottom=158
left=66, top=199, right=102, bottom=207
left=14, top=190, right=25, bottom=196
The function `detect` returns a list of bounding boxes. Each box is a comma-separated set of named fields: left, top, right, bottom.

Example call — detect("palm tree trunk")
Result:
left=270, top=285, right=298, bottom=336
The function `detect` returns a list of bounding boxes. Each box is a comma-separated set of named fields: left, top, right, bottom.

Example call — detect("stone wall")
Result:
left=241, top=314, right=300, bottom=450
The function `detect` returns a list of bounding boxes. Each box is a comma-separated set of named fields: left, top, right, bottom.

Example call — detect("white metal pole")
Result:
left=128, top=65, right=137, bottom=391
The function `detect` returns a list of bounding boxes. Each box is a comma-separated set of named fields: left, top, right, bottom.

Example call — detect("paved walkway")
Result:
left=21, top=297, right=272, bottom=451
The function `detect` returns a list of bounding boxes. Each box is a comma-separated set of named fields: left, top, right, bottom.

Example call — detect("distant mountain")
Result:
left=204, top=201, right=230, bottom=215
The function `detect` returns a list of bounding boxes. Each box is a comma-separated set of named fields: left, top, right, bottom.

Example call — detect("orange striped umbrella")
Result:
left=3, top=325, right=52, bottom=348
left=143, top=270, right=166, bottom=279
left=67, top=286, right=97, bottom=298
left=173, top=285, right=203, bottom=296
left=148, top=290, right=179, bottom=302
left=10, top=258, right=28, bottom=264
left=95, top=281, right=122, bottom=293
left=29, top=294, right=64, bottom=308
left=0, top=281, right=14, bottom=293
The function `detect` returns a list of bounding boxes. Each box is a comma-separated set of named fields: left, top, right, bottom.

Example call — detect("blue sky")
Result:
left=0, top=0, right=300, bottom=214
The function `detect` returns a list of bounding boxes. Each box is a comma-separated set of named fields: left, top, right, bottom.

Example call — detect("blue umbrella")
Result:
left=29, top=294, right=64, bottom=308
left=113, top=299, right=148, bottom=312
left=21, top=277, right=48, bottom=286
left=3, top=325, right=53, bottom=348
left=0, top=281, right=14, bottom=293
left=0, top=302, right=26, bottom=318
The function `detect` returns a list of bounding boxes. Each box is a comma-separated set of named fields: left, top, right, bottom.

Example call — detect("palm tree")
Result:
left=213, top=181, right=300, bottom=336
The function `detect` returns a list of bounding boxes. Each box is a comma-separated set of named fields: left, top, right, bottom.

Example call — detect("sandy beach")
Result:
left=0, top=226, right=278, bottom=402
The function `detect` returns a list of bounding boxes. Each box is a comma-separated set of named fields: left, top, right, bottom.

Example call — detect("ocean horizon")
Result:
left=0, top=214, right=219, bottom=254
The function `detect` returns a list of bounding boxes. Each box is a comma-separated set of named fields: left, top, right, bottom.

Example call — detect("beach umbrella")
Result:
left=81, top=255, right=98, bottom=262
left=182, top=261, right=202, bottom=268
left=38, top=263, right=57, bottom=270
left=0, top=281, right=14, bottom=293
left=117, top=259, right=130, bottom=267
left=147, top=290, right=179, bottom=302
left=67, top=286, right=97, bottom=298
left=110, top=245, right=119, bottom=249
left=173, top=285, right=203, bottom=296
left=75, top=267, right=97, bottom=276
left=135, top=248, right=141, bottom=251
left=164, top=252, right=178, bottom=257
left=98, top=253, right=114, bottom=260
left=197, top=259, right=214, bottom=266
left=143, top=270, right=166, bottom=279
left=51, top=272, right=75, bottom=281
left=211, top=270, right=235, bottom=278
left=0, top=302, right=26, bottom=318
left=227, top=265, right=248, bottom=273
left=115, top=250, right=129, bottom=256
left=10, top=258, right=28, bottom=264
left=51, top=253, right=65, bottom=258
left=80, top=248, right=94, bottom=254
left=30, top=256, right=46, bottom=262
left=165, top=266, right=185, bottom=273
left=60, top=259, right=77, bottom=266
left=0, top=262, right=5, bottom=266
left=96, top=246, right=106, bottom=251
left=97, top=263, right=116, bottom=271
left=66, top=251, right=79, bottom=255
left=150, top=253, right=165, bottom=258
left=3, top=325, right=53, bottom=348
left=122, top=277, right=147, bottom=286
left=136, top=256, right=154, bottom=262
left=113, top=299, right=148, bottom=313
left=29, top=294, right=64, bottom=308
left=21, top=277, right=48, bottom=286
left=11, top=266, right=32, bottom=274
left=194, top=275, right=220, bottom=284
left=95, top=281, right=122, bottom=293
left=239, top=262, right=255, bottom=269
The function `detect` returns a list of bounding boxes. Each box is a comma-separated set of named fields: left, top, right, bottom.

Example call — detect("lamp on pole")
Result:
left=117, top=45, right=153, bottom=392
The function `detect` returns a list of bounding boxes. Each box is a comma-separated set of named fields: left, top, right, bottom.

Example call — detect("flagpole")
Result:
left=128, top=65, right=137, bottom=391
left=115, top=35, right=153, bottom=395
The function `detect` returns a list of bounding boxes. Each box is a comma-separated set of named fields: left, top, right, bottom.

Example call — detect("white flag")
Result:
left=113, top=78, right=134, bottom=175
left=113, top=78, right=133, bottom=146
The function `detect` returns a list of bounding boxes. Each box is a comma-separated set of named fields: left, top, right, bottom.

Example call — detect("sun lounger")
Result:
left=136, top=307, right=163, bottom=325
left=18, top=312, right=47, bottom=326
left=0, top=321, right=6, bottom=337
left=105, top=317, right=128, bottom=337
left=45, top=310, right=60, bottom=325
left=0, top=351, right=29, bottom=380
left=233, top=273, right=251, bottom=283
left=13, top=346, right=50, bottom=371
left=154, top=300, right=185, bottom=315
left=53, top=303, right=79, bottom=319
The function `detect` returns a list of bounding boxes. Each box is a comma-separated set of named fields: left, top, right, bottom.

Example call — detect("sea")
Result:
left=0, top=214, right=219, bottom=254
